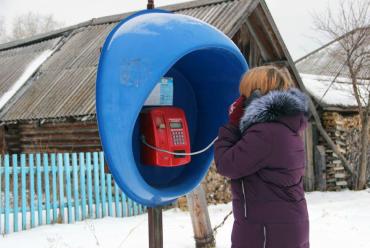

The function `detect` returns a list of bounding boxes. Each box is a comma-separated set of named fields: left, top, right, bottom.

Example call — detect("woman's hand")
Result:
left=228, top=96, right=246, bottom=126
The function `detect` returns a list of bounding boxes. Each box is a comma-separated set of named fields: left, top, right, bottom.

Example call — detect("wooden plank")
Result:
left=0, top=126, right=7, bottom=154
left=253, top=5, right=284, bottom=58
left=314, top=145, right=327, bottom=191
left=20, top=128, right=99, bottom=135
left=128, top=198, right=134, bottom=217
left=304, top=123, right=315, bottom=191
left=19, top=120, right=97, bottom=129
left=12, top=155, right=19, bottom=232
left=4, top=155, right=10, bottom=234
left=57, top=154, right=65, bottom=223
left=86, top=153, right=93, bottom=218
left=21, top=154, right=27, bottom=230
left=336, top=181, right=348, bottom=186
left=121, top=191, right=127, bottom=217
left=36, top=154, right=43, bottom=226
left=249, top=35, right=261, bottom=67
left=107, top=174, right=113, bottom=217
left=79, top=153, right=87, bottom=220
left=19, top=136, right=100, bottom=142
left=99, top=152, right=106, bottom=217
left=43, top=154, right=51, bottom=225
left=21, top=141, right=101, bottom=147
left=134, top=201, right=139, bottom=216
left=141, top=203, right=145, bottom=215
left=114, top=182, right=121, bottom=217
left=245, top=19, right=271, bottom=61
left=22, top=146, right=102, bottom=154
left=72, top=153, right=80, bottom=222
left=64, top=154, right=73, bottom=223
left=225, top=0, right=260, bottom=38
left=51, top=154, right=58, bottom=223
left=93, top=152, right=101, bottom=218
left=29, top=154, right=36, bottom=227
left=334, top=173, right=346, bottom=178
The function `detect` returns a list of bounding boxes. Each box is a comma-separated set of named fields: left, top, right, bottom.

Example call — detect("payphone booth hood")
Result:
left=96, top=9, right=248, bottom=207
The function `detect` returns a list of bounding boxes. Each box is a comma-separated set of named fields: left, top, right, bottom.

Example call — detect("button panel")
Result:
left=171, top=130, right=185, bottom=145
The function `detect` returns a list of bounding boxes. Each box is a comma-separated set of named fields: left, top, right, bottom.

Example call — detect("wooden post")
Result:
left=304, top=122, right=315, bottom=191
left=186, top=185, right=215, bottom=248
left=0, top=125, right=6, bottom=154
left=147, top=0, right=154, bottom=9
left=314, top=145, right=327, bottom=191
left=148, top=207, right=163, bottom=248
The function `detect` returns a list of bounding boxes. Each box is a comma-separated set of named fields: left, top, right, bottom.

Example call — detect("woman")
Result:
left=214, top=66, right=310, bottom=248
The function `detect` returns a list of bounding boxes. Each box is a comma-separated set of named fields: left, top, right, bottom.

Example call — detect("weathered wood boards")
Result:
left=0, top=152, right=145, bottom=234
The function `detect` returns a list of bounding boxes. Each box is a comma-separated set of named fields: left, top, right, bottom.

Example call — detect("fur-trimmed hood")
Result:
left=240, top=88, right=309, bottom=133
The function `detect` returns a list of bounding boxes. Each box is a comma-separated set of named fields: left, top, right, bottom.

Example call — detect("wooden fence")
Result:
left=0, top=152, right=146, bottom=234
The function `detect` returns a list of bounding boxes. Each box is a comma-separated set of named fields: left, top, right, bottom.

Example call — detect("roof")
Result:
left=300, top=73, right=369, bottom=110
left=296, top=28, right=370, bottom=109
left=0, top=0, right=301, bottom=122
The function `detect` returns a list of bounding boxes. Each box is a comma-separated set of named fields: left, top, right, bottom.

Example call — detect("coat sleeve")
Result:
left=214, top=123, right=272, bottom=179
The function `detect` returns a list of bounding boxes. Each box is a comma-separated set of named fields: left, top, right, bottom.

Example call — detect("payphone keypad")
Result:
left=171, top=130, right=185, bottom=145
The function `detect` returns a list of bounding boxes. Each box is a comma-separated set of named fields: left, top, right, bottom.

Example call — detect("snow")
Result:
left=1, top=190, right=370, bottom=248
left=0, top=49, right=54, bottom=110
left=300, top=73, right=369, bottom=108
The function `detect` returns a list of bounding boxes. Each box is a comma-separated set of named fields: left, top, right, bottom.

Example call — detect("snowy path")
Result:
left=0, top=189, right=369, bottom=248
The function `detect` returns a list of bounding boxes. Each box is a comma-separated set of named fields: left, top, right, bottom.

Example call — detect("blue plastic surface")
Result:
left=96, top=9, right=248, bottom=207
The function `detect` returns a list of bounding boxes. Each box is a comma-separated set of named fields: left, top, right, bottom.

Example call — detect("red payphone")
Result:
left=140, top=107, right=191, bottom=167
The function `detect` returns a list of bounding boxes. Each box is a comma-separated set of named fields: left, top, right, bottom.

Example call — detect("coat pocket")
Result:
left=257, top=174, right=305, bottom=202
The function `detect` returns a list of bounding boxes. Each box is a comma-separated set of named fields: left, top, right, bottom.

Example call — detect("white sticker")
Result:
left=144, top=77, right=173, bottom=106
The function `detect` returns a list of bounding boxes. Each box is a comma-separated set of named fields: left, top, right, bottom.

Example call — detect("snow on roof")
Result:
left=0, top=49, right=55, bottom=110
left=301, top=73, right=369, bottom=108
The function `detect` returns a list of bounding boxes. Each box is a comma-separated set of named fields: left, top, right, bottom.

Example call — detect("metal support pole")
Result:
left=148, top=207, right=163, bottom=248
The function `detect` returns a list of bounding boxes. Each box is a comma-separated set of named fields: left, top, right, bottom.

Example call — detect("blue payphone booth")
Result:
left=96, top=9, right=248, bottom=207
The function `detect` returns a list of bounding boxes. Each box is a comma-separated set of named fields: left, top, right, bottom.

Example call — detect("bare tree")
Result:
left=11, top=12, right=63, bottom=40
left=0, top=16, right=9, bottom=44
left=313, top=0, right=370, bottom=189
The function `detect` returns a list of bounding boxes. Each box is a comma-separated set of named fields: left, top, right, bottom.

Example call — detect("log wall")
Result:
left=0, top=119, right=101, bottom=154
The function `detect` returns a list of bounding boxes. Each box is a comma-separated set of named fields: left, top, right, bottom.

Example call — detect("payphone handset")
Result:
left=140, top=107, right=191, bottom=167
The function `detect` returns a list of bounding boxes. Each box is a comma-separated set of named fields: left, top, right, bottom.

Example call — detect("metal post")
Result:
left=147, top=0, right=155, bottom=9
left=148, top=207, right=163, bottom=248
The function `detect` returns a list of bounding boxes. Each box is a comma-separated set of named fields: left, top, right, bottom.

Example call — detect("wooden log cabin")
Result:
left=0, top=0, right=306, bottom=154
left=0, top=0, right=319, bottom=194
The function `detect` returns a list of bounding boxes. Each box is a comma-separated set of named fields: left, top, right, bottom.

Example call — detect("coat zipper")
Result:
left=241, top=180, right=247, bottom=218
left=263, top=225, right=267, bottom=248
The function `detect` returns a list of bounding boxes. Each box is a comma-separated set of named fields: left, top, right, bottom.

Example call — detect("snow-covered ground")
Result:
left=0, top=189, right=369, bottom=248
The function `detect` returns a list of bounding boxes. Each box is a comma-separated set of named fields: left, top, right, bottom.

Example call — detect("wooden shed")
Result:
left=296, top=28, right=370, bottom=191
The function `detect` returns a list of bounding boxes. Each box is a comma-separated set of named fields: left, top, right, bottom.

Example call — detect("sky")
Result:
left=0, top=0, right=340, bottom=60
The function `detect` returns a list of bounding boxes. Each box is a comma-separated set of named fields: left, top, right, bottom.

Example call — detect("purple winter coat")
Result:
left=215, top=88, right=310, bottom=248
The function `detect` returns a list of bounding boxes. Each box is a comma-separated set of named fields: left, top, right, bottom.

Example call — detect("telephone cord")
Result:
left=140, top=135, right=218, bottom=156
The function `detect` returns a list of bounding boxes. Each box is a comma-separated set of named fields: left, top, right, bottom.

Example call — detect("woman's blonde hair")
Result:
left=239, top=65, right=293, bottom=97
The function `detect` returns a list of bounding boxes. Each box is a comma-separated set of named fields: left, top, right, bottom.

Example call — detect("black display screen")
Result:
left=170, top=121, right=182, bottom=129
